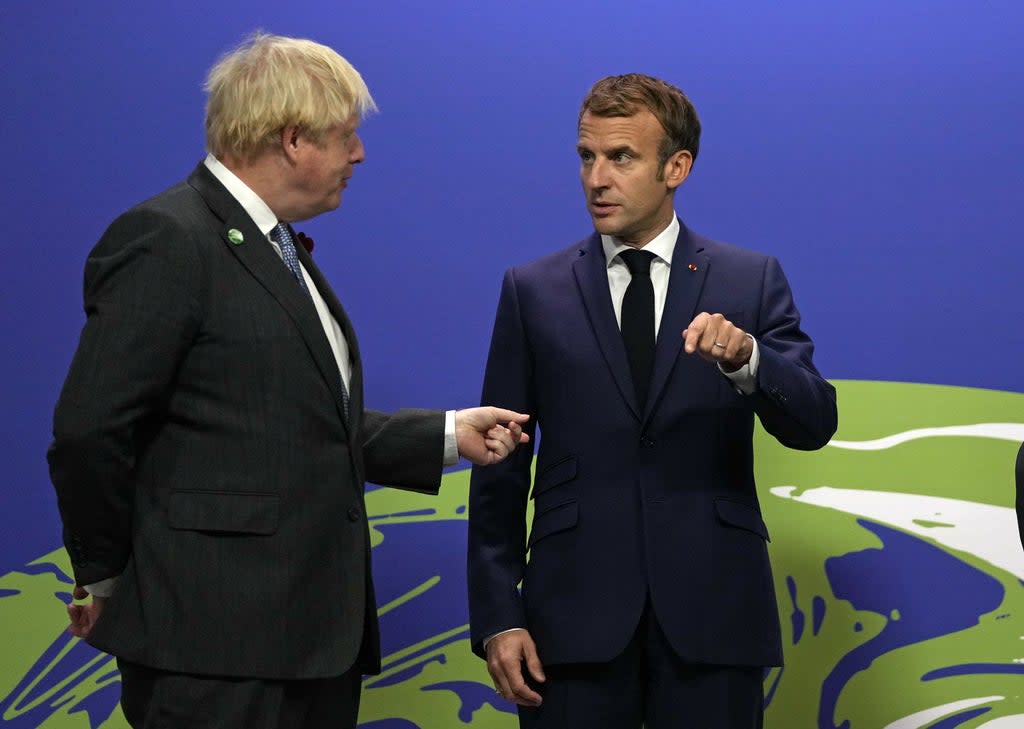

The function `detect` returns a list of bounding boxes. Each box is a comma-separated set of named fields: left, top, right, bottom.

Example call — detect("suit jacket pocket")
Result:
left=714, top=498, right=769, bottom=541
left=530, top=455, right=577, bottom=499
left=168, top=490, right=280, bottom=535
left=527, top=499, right=578, bottom=548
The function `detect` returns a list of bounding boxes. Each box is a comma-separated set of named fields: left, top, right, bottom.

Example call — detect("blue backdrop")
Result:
left=2, top=1, right=1022, bottom=726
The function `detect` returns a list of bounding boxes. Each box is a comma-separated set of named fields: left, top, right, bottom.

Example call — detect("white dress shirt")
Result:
left=601, top=215, right=759, bottom=394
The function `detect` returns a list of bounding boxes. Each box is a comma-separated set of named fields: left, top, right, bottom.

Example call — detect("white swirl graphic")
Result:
left=828, top=423, right=1024, bottom=450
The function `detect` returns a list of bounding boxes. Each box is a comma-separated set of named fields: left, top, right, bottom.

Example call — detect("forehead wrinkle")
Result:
left=578, top=129, right=633, bottom=150
left=580, top=114, right=658, bottom=148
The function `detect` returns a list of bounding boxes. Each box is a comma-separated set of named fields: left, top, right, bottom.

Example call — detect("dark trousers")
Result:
left=518, top=602, right=765, bottom=729
left=117, top=659, right=362, bottom=729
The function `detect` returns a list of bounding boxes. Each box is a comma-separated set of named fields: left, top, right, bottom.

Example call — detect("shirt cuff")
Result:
left=443, top=410, right=458, bottom=466
left=84, top=576, right=119, bottom=598
left=483, top=627, right=526, bottom=650
left=719, top=335, right=760, bottom=395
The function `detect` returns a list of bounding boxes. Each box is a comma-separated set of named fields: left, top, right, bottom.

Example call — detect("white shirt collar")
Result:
left=203, top=154, right=279, bottom=236
left=601, top=214, right=680, bottom=268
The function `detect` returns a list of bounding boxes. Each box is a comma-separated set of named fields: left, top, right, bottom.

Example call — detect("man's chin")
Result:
left=320, top=194, right=343, bottom=214
left=292, top=198, right=340, bottom=222
left=590, top=217, right=620, bottom=236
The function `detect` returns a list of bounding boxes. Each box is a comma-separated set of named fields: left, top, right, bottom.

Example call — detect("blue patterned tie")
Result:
left=271, top=222, right=350, bottom=419
left=271, top=223, right=311, bottom=298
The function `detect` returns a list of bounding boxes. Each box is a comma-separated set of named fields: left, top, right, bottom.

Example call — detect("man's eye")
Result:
left=614, top=152, right=632, bottom=163
left=579, top=152, right=594, bottom=163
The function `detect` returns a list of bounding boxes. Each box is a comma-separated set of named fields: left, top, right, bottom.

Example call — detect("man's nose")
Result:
left=350, top=134, right=366, bottom=163
left=585, top=159, right=608, bottom=188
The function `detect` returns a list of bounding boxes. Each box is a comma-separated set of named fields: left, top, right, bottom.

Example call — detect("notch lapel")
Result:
left=294, top=239, right=364, bottom=432
left=572, top=233, right=643, bottom=420
left=647, top=224, right=709, bottom=417
left=187, top=165, right=352, bottom=436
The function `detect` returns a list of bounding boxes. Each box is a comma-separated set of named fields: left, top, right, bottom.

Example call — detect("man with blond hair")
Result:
left=48, top=32, right=527, bottom=728
left=468, top=74, right=836, bottom=727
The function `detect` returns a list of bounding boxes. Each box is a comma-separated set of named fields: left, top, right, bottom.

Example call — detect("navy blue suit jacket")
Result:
left=468, top=223, right=837, bottom=668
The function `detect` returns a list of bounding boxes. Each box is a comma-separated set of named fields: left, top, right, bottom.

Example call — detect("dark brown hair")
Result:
left=579, top=73, right=701, bottom=169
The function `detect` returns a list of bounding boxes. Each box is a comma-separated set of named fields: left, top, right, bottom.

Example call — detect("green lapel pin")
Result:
left=227, top=228, right=244, bottom=245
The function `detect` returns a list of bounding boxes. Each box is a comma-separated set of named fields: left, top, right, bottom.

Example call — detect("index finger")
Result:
left=506, top=667, right=543, bottom=706
left=490, top=408, right=529, bottom=425
left=682, top=312, right=711, bottom=354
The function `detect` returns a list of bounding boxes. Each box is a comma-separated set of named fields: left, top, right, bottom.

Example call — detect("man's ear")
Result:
left=664, top=149, right=693, bottom=190
left=280, top=124, right=302, bottom=162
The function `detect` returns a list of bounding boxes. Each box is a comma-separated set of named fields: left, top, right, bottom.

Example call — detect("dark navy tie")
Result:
left=620, top=249, right=656, bottom=410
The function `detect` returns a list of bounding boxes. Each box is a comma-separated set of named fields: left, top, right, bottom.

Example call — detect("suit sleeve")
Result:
left=467, top=268, right=537, bottom=657
left=361, top=407, right=445, bottom=494
left=48, top=210, right=203, bottom=586
left=748, top=256, right=838, bottom=450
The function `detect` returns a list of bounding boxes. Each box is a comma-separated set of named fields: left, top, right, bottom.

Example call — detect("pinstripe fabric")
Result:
left=49, top=163, right=446, bottom=680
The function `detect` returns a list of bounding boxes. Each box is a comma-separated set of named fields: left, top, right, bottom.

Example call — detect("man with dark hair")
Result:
left=468, top=73, right=837, bottom=728
left=49, top=33, right=528, bottom=729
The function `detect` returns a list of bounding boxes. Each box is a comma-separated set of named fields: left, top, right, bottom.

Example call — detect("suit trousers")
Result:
left=517, top=599, right=764, bottom=729
left=117, top=659, right=362, bottom=729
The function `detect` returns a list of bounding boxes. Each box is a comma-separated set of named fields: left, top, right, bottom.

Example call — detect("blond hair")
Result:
left=204, top=32, right=377, bottom=160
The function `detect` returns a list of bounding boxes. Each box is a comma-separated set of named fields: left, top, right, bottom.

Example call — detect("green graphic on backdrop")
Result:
left=2, top=381, right=1023, bottom=728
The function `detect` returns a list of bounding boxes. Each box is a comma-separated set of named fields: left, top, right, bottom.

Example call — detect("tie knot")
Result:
left=271, top=222, right=293, bottom=246
left=620, top=249, right=656, bottom=277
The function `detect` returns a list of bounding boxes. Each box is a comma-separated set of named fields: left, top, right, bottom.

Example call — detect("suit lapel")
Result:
left=572, top=233, right=643, bottom=420
left=187, top=164, right=352, bottom=436
left=294, top=239, right=363, bottom=431
left=647, top=224, right=709, bottom=417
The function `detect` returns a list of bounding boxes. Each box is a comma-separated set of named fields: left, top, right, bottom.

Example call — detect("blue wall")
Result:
left=2, top=1, right=1022, bottom=725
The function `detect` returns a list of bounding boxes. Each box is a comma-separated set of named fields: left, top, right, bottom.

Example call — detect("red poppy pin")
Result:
left=296, top=231, right=314, bottom=254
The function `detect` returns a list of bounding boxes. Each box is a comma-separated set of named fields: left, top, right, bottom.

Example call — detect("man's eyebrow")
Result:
left=576, top=144, right=637, bottom=156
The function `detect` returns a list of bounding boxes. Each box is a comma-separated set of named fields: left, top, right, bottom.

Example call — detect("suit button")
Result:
left=640, top=436, right=655, bottom=448
left=347, top=507, right=361, bottom=522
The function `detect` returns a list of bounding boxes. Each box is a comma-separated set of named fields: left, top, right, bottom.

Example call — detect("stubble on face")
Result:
left=577, top=110, right=676, bottom=248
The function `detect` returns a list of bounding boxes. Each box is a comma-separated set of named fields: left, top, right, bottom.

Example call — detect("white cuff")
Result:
left=84, top=576, right=119, bottom=598
left=719, top=335, right=760, bottom=395
left=443, top=410, right=458, bottom=466
left=483, top=627, right=526, bottom=650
